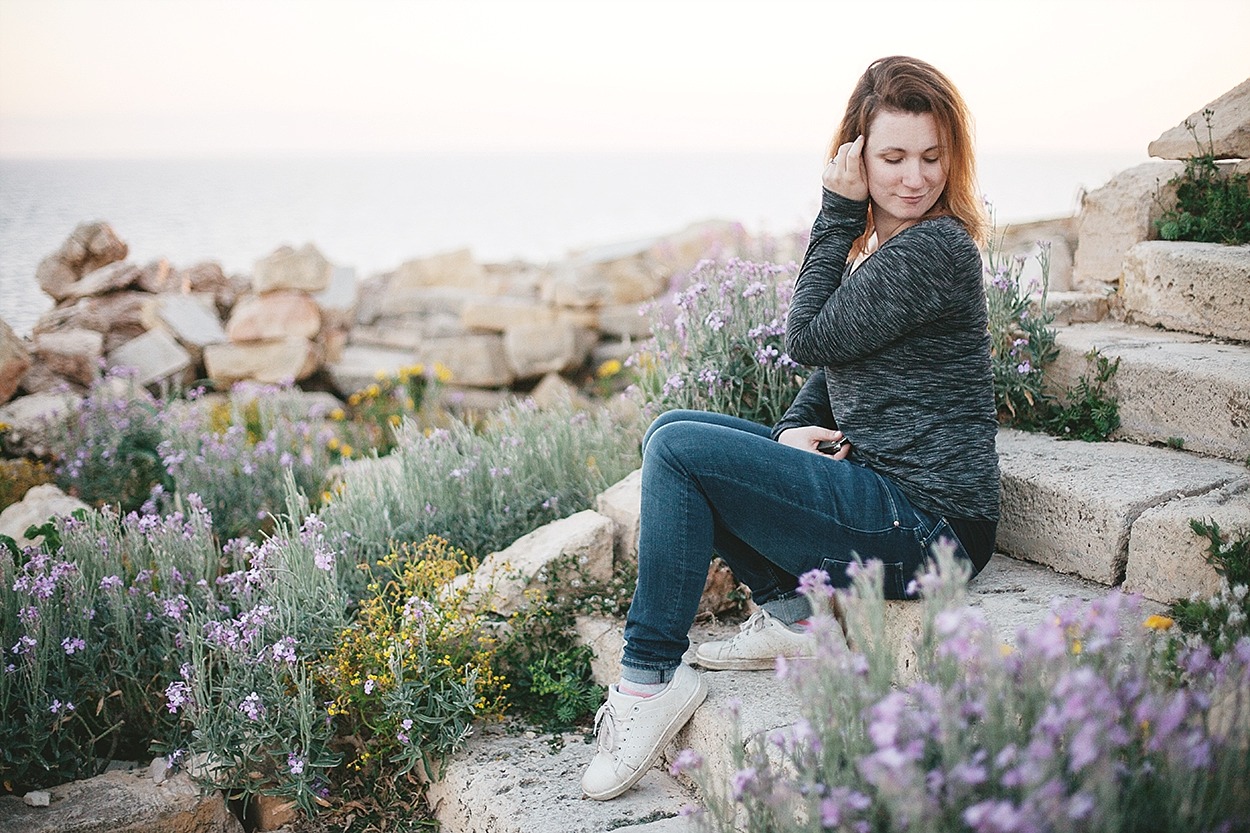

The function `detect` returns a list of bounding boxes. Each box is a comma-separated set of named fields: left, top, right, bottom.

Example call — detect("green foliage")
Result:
left=635, top=258, right=806, bottom=426
left=984, top=234, right=1058, bottom=429
left=318, top=396, right=643, bottom=574
left=1156, top=109, right=1250, bottom=245
left=1043, top=349, right=1121, bottom=442
left=1169, top=519, right=1250, bottom=659
left=51, top=369, right=172, bottom=512
left=338, top=363, right=448, bottom=458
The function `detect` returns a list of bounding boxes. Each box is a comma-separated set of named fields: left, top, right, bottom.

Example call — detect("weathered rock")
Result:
left=34, top=328, right=104, bottom=387
left=34, top=291, right=154, bottom=352
left=0, top=390, right=81, bottom=457
left=416, top=334, right=514, bottom=388
left=325, top=343, right=417, bottom=396
left=1070, top=161, right=1184, bottom=290
left=1149, top=78, right=1250, bottom=160
left=60, top=261, right=143, bottom=301
left=251, top=243, right=331, bottom=294
left=996, top=429, right=1246, bottom=585
left=434, top=385, right=512, bottom=416
left=315, top=264, right=358, bottom=335
left=387, top=248, right=490, bottom=296
left=528, top=372, right=592, bottom=412
left=427, top=724, right=695, bottom=833
left=596, top=468, right=642, bottom=566
left=377, top=285, right=475, bottom=320
left=996, top=215, right=1079, bottom=293
left=225, top=291, right=321, bottom=342
left=0, top=317, right=31, bottom=404
left=1041, top=291, right=1110, bottom=326
left=203, top=336, right=321, bottom=386
left=0, top=483, right=90, bottom=549
left=461, top=297, right=557, bottom=333
left=107, top=328, right=193, bottom=387
left=503, top=320, right=586, bottom=379
left=23, top=790, right=51, bottom=807
left=1125, top=479, right=1250, bottom=604
left=598, top=302, right=654, bottom=339
left=35, top=222, right=129, bottom=301
left=1120, top=241, right=1250, bottom=342
left=1049, top=322, right=1250, bottom=462
left=452, top=510, right=615, bottom=615
left=149, top=294, right=227, bottom=351
left=0, top=769, right=243, bottom=833
left=133, top=259, right=173, bottom=293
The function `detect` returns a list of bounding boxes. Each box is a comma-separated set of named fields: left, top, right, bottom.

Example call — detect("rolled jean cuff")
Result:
left=761, top=593, right=812, bottom=626
left=620, top=661, right=678, bottom=686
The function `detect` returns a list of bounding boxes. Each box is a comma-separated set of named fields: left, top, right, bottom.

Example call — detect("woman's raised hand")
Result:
left=822, top=135, right=868, bottom=201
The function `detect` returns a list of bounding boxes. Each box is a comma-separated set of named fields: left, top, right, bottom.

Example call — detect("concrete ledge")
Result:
left=426, top=725, right=695, bottom=833
left=1121, top=241, right=1250, bottom=342
left=1048, top=322, right=1250, bottom=462
left=997, top=429, right=1245, bottom=584
left=1125, top=478, right=1250, bottom=604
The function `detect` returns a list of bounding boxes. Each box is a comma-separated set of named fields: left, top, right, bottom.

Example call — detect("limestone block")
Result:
left=325, top=343, right=417, bottom=397
left=352, top=273, right=388, bottom=325
left=596, top=468, right=642, bottom=566
left=0, top=390, right=81, bottom=457
left=0, top=317, right=31, bottom=404
left=1040, top=291, right=1110, bottom=326
left=226, top=291, right=321, bottom=342
left=316, top=264, right=358, bottom=332
left=461, top=297, right=557, bottom=333
left=203, top=336, right=321, bottom=386
left=107, top=328, right=193, bottom=387
left=388, top=247, right=489, bottom=294
left=1120, top=241, right=1250, bottom=342
left=34, top=291, right=154, bottom=352
left=996, top=429, right=1246, bottom=585
left=35, top=221, right=128, bottom=301
left=378, top=285, right=475, bottom=319
left=0, top=484, right=90, bottom=549
left=529, top=372, right=592, bottom=412
left=1125, top=479, right=1250, bottom=604
left=996, top=215, right=1079, bottom=292
left=427, top=724, right=694, bottom=833
left=252, top=243, right=331, bottom=293
left=416, top=334, right=514, bottom=388
left=1048, top=322, right=1250, bottom=462
left=176, top=261, right=231, bottom=294
left=598, top=302, right=654, bottom=339
left=503, top=319, right=585, bottom=379
left=1070, top=161, right=1184, bottom=290
left=453, top=510, right=615, bottom=615
left=133, top=258, right=173, bottom=293
left=34, top=328, right=104, bottom=387
left=574, top=614, right=625, bottom=686
left=434, top=385, right=512, bottom=416
left=151, top=293, right=226, bottom=349
left=348, top=325, right=427, bottom=352
left=1149, top=78, right=1250, bottom=160
left=16, top=362, right=70, bottom=395
left=0, top=768, right=243, bottom=833
left=60, top=261, right=143, bottom=301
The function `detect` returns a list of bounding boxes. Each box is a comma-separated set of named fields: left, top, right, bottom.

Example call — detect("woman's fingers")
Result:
left=823, top=135, right=868, bottom=200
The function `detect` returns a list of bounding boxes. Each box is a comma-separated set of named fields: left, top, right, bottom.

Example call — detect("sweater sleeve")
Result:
left=771, top=368, right=837, bottom=440
left=786, top=189, right=964, bottom=367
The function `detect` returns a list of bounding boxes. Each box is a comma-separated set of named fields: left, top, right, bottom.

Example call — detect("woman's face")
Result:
left=863, top=109, right=947, bottom=235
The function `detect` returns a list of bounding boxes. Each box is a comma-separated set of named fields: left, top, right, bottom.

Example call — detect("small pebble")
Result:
left=23, top=790, right=51, bottom=807
left=149, top=756, right=170, bottom=785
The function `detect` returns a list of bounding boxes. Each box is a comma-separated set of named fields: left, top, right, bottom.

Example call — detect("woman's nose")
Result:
left=901, top=161, right=924, bottom=188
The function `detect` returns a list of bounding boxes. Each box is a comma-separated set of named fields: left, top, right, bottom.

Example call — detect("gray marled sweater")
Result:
left=774, top=189, right=1000, bottom=524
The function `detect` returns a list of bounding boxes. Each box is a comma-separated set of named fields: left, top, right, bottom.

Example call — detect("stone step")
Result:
left=996, top=428, right=1247, bottom=599
left=1120, top=241, right=1250, bottom=343
left=1049, top=321, right=1250, bottom=462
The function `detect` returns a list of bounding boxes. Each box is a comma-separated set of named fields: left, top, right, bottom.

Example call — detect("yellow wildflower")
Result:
left=1071, top=639, right=1082, bottom=655
left=327, top=437, right=340, bottom=451
left=329, top=408, right=345, bottom=421
left=597, top=359, right=623, bottom=379
left=341, top=443, right=353, bottom=457
left=434, top=362, right=453, bottom=383
left=374, top=369, right=388, bottom=381
left=1143, top=614, right=1176, bottom=631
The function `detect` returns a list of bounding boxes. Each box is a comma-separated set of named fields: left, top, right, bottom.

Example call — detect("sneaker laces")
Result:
left=592, top=700, right=618, bottom=753
left=729, top=610, right=771, bottom=645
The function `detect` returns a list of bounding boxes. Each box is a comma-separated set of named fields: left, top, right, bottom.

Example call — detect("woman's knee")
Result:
left=641, top=409, right=715, bottom=454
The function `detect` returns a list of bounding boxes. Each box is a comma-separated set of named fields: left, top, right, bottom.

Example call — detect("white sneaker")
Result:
left=694, top=609, right=814, bottom=670
left=581, top=664, right=707, bottom=801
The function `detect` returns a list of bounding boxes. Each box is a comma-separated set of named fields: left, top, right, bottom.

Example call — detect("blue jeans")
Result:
left=621, top=409, right=975, bottom=683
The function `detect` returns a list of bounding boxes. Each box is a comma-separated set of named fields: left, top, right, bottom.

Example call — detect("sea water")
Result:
left=0, top=150, right=1144, bottom=336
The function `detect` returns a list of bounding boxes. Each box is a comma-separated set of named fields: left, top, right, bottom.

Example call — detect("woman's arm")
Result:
left=770, top=368, right=837, bottom=441
left=786, top=193, right=962, bottom=367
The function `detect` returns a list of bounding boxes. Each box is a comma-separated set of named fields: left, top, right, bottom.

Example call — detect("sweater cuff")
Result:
left=820, top=188, right=869, bottom=218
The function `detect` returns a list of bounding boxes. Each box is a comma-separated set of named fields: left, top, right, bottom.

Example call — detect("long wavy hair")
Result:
left=829, top=56, right=986, bottom=256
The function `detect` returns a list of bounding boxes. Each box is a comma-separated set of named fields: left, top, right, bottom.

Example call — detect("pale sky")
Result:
left=0, top=0, right=1247, bottom=158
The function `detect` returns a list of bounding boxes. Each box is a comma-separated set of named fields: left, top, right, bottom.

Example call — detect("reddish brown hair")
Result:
left=829, top=56, right=986, bottom=253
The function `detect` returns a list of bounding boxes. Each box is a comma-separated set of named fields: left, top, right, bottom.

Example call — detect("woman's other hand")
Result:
left=823, top=135, right=868, bottom=201
left=777, top=426, right=852, bottom=460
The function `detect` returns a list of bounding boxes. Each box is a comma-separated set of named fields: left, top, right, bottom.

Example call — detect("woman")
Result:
left=582, top=56, right=999, bottom=801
